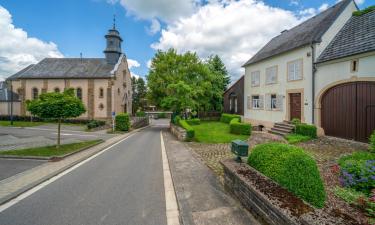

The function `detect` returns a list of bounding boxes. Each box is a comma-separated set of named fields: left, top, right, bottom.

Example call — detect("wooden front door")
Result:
left=290, top=93, right=301, bottom=121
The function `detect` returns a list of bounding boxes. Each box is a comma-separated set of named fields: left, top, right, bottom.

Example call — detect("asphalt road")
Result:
left=0, top=126, right=168, bottom=225
left=0, top=159, right=44, bottom=181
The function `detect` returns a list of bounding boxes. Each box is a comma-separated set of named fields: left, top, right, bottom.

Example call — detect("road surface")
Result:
left=0, top=125, right=168, bottom=225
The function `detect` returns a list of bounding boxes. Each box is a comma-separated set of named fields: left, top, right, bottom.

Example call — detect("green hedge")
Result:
left=186, top=118, right=200, bottom=125
left=173, top=115, right=181, bottom=125
left=229, top=118, right=252, bottom=135
left=179, top=119, right=195, bottom=140
left=135, top=111, right=146, bottom=117
left=248, top=143, right=326, bottom=208
left=86, top=120, right=106, bottom=129
left=295, top=123, right=317, bottom=138
left=220, top=113, right=241, bottom=124
left=115, top=113, right=130, bottom=131
left=370, top=130, right=375, bottom=153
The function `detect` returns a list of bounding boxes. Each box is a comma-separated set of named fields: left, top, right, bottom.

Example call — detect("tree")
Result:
left=206, top=55, right=231, bottom=111
left=132, top=77, right=147, bottom=113
left=26, top=88, right=86, bottom=148
left=147, top=49, right=214, bottom=113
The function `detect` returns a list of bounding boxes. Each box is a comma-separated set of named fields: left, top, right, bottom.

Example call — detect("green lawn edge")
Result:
left=0, top=140, right=103, bottom=157
left=192, top=121, right=249, bottom=143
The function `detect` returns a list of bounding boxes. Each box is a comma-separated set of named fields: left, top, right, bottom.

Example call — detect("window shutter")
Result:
left=259, top=95, right=264, bottom=109
left=247, top=96, right=252, bottom=109
left=265, top=94, right=271, bottom=110
left=276, top=95, right=283, bottom=111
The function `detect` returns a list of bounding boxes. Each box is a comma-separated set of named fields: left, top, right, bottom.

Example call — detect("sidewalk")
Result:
left=162, top=131, right=260, bottom=225
left=0, top=129, right=137, bottom=205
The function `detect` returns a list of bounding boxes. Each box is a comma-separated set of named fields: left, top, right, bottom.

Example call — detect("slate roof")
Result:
left=243, top=0, right=353, bottom=67
left=0, top=81, right=19, bottom=102
left=7, top=58, right=115, bottom=80
left=317, top=10, right=375, bottom=63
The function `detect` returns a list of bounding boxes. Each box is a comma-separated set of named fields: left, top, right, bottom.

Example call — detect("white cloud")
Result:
left=0, top=6, right=63, bottom=78
left=290, top=0, right=299, bottom=6
left=355, top=0, right=365, bottom=5
left=146, top=59, right=152, bottom=69
left=147, top=19, right=161, bottom=34
left=127, top=58, right=140, bottom=69
left=151, top=0, right=302, bottom=80
left=318, top=3, right=330, bottom=12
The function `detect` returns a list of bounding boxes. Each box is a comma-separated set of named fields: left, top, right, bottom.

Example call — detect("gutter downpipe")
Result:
left=311, top=43, right=316, bottom=125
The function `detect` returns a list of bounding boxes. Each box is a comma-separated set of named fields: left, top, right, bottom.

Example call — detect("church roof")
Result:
left=7, top=58, right=115, bottom=79
left=317, top=9, right=375, bottom=63
left=243, top=0, right=353, bottom=67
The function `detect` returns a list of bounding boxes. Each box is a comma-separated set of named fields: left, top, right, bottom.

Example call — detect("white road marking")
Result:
left=0, top=133, right=136, bottom=213
left=160, top=131, right=180, bottom=225
left=51, top=133, right=96, bottom=137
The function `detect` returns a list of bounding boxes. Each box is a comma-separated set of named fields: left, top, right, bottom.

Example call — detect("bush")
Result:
left=173, top=115, right=182, bottom=125
left=136, top=111, right=146, bottom=117
left=115, top=113, right=130, bottom=131
left=285, top=133, right=312, bottom=144
left=248, top=143, right=326, bottom=208
left=295, top=123, right=317, bottom=138
left=339, top=159, right=375, bottom=194
left=179, top=119, right=195, bottom=140
left=353, top=5, right=375, bottom=16
left=370, top=130, right=375, bottom=153
left=86, top=120, right=106, bottom=129
left=291, top=118, right=301, bottom=125
left=338, top=152, right=375, bottom=166
left=186, top=118, right=200, bottom=126
left=220, top=113, right=241, bottom=124
left=229, top=118, right=252, bottom=135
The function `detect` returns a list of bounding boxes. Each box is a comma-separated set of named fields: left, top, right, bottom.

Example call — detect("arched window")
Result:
left=99, top=88, right=104, bottom=98
left=76, top=88, right=82, bottom=101
left=98, top=103, right=104, bottom=110
left=32, top=88, right=39, bottom=99
left=54, top=87, right=60, bottom=93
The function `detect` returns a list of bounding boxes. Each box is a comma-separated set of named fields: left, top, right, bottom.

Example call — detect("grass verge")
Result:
left=0, top=140, right=102, bottom=157
left=285, top=133, right=312, bottom=144
left=0, top=121, right=45, bottom=127
left=192, top=121, right=249, bottom=143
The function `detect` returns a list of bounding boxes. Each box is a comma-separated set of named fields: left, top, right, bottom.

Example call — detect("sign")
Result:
left=112, top=112, right=116, bottom=132
left=112, top=111, right=116, bottom=117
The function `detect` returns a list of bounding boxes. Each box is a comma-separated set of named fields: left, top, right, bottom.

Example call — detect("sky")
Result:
left=0, top=0, right=371, bottom=82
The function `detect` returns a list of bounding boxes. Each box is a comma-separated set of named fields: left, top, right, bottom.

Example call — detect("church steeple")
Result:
left=104, top=15, right=123, bottom=65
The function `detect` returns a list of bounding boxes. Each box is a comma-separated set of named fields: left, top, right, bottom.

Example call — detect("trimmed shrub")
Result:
left=370, top=130, right=375, bottom=153
left=295, top=123, right=317, bottom=138
left=248, top=143, right=326, bottom=208
left=291, top=118, right=301, bottom=125
left=86, top=120, right=106, bottom=129
left=229, top=118, right=252, bottom=135
left=136, top=111, right=146, bottom=117
left=115, top=113, right=130, bottom=131
left=220, top=113, right=241, bottom=124
left=173, top=115, right=182, bottom=125
left=186, top=118, right=200, bottom=126
left=179, top=119, right=195, bottom=140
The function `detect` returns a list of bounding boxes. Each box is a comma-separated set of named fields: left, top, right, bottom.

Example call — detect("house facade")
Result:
left=243, top=0, right=375, bottom=142
left=7, top=24, right=132, bottom=121
left=223, top=76, right=244, bottom=115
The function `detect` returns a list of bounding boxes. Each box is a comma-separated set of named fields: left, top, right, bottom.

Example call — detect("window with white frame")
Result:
left=251, top=71, right=260, bottom=87
left=252, top=95, right=260, bottom=109
left=266, top=66, right=278, bottom=85
left=287, top=59, right=303, bottom=81
left=271, top=94, right=277, bottom=109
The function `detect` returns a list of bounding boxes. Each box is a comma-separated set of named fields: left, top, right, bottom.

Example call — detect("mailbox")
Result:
left=231, top=140, right=249, bottom=162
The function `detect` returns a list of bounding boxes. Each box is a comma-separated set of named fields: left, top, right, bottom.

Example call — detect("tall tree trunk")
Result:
left=57, top=118, right=61, bottom=148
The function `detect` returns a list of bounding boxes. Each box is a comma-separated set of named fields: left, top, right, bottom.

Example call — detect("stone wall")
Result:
left=170, top=123, right=187, bottom=141
left=221, top=159, right=300, bottom=225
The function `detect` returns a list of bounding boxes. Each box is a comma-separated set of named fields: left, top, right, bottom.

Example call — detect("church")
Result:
left=6, top=22, right=132, bottom=121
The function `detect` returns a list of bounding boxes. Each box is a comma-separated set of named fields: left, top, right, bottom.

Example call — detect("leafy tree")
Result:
left=132, top=77, right=147, bottom=113
left=26, top=88, right=86, bottom=148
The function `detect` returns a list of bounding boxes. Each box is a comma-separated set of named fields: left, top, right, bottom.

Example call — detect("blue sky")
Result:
left=0, top=0, right=371, bottom=81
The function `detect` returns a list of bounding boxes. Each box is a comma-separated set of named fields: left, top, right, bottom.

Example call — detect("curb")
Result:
left=0, top=125, right=150, bottom=206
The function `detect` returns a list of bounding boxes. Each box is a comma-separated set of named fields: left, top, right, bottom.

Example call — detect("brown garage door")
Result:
left=321, top=82, right=375, bottom=142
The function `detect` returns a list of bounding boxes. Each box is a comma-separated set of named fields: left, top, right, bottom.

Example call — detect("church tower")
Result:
left=104, top=16, right=123, bottom=65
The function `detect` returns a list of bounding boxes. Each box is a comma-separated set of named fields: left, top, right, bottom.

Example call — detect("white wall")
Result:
left=244, top=46, right=313, bottom=126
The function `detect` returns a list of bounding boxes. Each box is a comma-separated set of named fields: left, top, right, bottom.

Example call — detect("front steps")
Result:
left=268, top=121, right=295, bottom=136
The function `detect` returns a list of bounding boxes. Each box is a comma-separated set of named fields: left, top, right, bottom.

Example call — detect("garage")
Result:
left=321, top=82, right=375, bottom=142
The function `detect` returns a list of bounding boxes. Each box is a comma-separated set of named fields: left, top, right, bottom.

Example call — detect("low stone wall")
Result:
left=221, top=159, right=301, bottom=225
left=170, top=123, right=187, bottom=141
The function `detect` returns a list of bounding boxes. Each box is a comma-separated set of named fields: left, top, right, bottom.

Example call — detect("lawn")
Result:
left=0, top=120, right=45, bottom=127
left=192, top=121, right=249, bottom=143
left=0, top=140, right=103, bottom=157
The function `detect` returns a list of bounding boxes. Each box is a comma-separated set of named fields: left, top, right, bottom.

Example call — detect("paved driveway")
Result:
left=0, top=124, right=115, bottom=151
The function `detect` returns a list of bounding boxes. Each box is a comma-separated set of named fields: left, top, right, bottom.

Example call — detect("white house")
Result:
left=243, top=0, right=375, bottom=142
